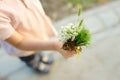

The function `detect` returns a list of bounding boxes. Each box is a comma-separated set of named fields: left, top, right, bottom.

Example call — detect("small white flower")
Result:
left=59, top=23, right=83, bottom=43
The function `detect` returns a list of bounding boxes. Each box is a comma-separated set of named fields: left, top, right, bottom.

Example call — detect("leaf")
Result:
left=78, top=19, right=84, bottom=28
left=78, top=7, right=82, bottom=17
left=75, top=27, right=91, bottom=46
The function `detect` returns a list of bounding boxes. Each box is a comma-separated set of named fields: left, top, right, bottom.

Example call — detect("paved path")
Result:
left=0, top=1, right=120, bottom=80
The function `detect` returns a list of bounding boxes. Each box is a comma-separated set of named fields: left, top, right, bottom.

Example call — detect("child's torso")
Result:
left=0, top=0, right=57, bottom=40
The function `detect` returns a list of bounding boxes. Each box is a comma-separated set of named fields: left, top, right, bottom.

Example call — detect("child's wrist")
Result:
left=53, top=40, right=62, bottom=51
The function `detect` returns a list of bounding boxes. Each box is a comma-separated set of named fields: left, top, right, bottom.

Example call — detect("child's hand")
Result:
left=59, top=49, right=77, bottom=58
left=54, top=40, right=77, bottom=58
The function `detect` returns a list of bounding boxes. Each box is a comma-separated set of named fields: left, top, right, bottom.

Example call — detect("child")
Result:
left=0, top=0, right=77, bottom=74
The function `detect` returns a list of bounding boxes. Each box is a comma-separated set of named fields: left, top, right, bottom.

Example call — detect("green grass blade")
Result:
left=78, top=7, right=82, bottom=17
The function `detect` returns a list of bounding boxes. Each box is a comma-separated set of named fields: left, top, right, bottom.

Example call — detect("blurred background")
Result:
left=0, top=0, right=120, bottom=80
left=41, top=0, right=114, bottom=21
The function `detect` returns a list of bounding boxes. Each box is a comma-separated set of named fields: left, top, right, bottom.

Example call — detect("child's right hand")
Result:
left=58, top=49, right=77, bottom=58
left=54, top=40, right=77, bottom=58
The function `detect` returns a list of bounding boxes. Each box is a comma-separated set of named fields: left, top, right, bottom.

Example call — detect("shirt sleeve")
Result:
left=0, top=12, right=15, bottom=40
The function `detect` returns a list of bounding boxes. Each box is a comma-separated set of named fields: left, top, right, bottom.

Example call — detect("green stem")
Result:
left=75, top=47, right=81, bottom=59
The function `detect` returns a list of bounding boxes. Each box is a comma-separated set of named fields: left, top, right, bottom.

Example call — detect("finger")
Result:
left=64, top=54, right=74, bottom=58
left=68, top=53, right=76, bottom=57
left=71, top=51, right=77, bottom=54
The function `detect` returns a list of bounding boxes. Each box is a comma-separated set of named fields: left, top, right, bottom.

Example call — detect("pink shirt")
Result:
left=0, top=0, right=57, bottom=56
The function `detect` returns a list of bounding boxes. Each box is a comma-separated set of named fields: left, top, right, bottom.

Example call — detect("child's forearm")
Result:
left=5, top=30, right=59, bottom=51
left=16, top=38, right=59, bottom=51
